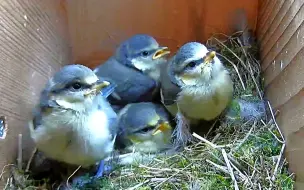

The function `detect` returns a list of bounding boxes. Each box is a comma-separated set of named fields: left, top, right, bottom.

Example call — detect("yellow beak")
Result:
left=152, top=122, right=172, bottom=136
left=203, top=51, right=216, bottom=64
left=152, top=47, right=170, bottom=59
left=84, top=80, right=110, bottom=96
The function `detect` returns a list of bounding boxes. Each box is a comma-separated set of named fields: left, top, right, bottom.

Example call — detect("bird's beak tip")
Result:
left=152, top=122, right=171, bottom=136
left=204, top=51, right=216, bottom=64
left=152, top=47, right=170, bottom=60
left=94, top=80, right=111, bottom=91
left=84, top=80, right=111, bottom=96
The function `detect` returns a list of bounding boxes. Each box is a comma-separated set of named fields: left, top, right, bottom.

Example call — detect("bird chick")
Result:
left=94, top=34, right=170, bottom=109
left=115, top=102, right=173, bottom=154
left=160, top=42, right=234, bottom=146
left=113, top=34, right=170, bottom=81
left=29, top=65, right=118, bottom=176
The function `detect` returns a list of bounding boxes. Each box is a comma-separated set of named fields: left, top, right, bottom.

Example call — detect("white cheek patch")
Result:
left=180, top=76, right=199, bottom=86
left=55, top=99, right=87, bottom=111
left=132, top=59, right=153, bottom=71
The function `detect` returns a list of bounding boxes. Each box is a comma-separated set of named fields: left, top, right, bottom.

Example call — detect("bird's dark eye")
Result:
left=71, top=82, right=82, bottom=90
left=187, top=62, right=196, bottom=68
left=142, top=51, right=149, bottom=57
left=141, top=128, right=151, bottom=133
left=138, top=126, right=154, bottom=133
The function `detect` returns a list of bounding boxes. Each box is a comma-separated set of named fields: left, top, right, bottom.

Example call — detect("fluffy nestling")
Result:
left=160, top=42, right=234, bottom=146
left=29, top=64, right=118, bottom=177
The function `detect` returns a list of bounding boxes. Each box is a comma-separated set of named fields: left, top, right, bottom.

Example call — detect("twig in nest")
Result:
left=66, top=165, right=81, bottom=189
left=154, top=164, right=192, bottom=189
left=25, top=147, right=37, bottom=172
left=268, top=128, right=284, bottom=144
left=230, top=162, right=247, bottom=182
left=222, top=149, right=239, bottom=190
left=17, top=134, right=22, bottom=170
left=126, top=180, right=149, bottom=190
left=267, top=101, right=285, bottom=142
left=192, top=133, right=219, bottom=149
left=211, top=133, right=221, bottom=143
left=212, top=38, right=247, bottom=70
left=232, top=120, right=256, bottom=152
left=205, top=119, right=219, bottom=138
left=139, top=165, right=173, bottom=172
left=0, top=164, right=14, bottom=180
left=235, top=37, right=263, bottom=100
left=215, top=37, right=263, bottom=101
left=271, top=144, right=286, bottom=181
left=206, top=159, right=229, bottom=175
left=4, top=177, right=10, bottom=190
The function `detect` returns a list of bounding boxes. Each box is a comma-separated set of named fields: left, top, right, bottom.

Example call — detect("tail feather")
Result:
left=172, top=112, right=192, bottom=148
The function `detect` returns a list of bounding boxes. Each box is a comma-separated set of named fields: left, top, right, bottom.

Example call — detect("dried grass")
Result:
left=3, top=32, right=294, bottom=190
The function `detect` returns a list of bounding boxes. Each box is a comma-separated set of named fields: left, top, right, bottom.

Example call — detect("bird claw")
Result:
left=94, top=160, right=113, bottom=178
left=94, top=160, right=105, bottom=178
left=70, top=160, right=113, bottom=189
left=72, top=175, right=96, bottom=188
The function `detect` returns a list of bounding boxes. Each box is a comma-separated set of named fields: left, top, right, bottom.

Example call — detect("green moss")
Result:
left=275, top=172, right=294, bottom=190
left=9, top=31, right=294, bottom=190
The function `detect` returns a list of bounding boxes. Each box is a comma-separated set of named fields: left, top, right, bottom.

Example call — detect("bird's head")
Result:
left=115, top=34, right=170, bottom=74
left=170, top=42, right=221, bottom=87
left=41, top=64, right=116, bottom=112
left=118, top=103, right=173, bottom=153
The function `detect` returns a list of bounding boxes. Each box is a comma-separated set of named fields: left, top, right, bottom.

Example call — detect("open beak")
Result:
left=84, top=80, right=110, bottom=96
left=152, top=47, right=170, bottom=60
left=152, top=122, right=172, bottom=136
left=203, top=51, right=216, bottom=65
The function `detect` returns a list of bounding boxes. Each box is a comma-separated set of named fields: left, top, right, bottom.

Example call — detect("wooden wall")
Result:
left=257, top=0, right=304, bottom=188
left=0, top=0, right=70, bottom=187
left=65, top=0, right=258, bottom=69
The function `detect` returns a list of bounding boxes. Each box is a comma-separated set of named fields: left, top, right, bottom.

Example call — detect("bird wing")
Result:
left=159, top=58, right=181, bottom=106
left=94, top=57, right=158, bottom=105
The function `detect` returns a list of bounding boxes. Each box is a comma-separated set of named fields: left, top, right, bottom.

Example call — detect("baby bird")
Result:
left=94, top=34, right=170, bottom=109
left=29, top=64, right=118, bottom=178
left=115, top=102, right=173, bottom=154
left=160, top=42, right=233, bottom=146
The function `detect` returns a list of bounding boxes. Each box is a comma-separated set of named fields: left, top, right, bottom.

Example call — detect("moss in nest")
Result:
left=275, top=171, right=295, bottom=190
left=7, top=31, right=294, bottom=190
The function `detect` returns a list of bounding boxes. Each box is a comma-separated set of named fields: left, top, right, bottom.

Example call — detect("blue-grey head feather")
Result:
left=114, top=34, right=159, bottom=67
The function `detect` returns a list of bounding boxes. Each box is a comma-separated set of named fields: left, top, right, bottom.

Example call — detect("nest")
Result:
left=2, top=32, right=294, bottom=190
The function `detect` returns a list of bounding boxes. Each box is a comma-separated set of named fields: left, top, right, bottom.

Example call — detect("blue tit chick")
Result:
left=115, top=102, right=173, bottom=154
left=28, top=64, right=118, bottom=178
left=94, top=34, right=170, bottom=109
left=160, top=42, right=234, bottom=146
left=113, top=34, right=170, bottom=81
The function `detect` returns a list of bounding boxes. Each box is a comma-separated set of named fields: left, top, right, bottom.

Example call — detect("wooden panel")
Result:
left=260, top=1, right=304, bottom=69
left=65, top=0, right=258, bottom=69
left=257, top=0, right=288, bottom=42
left=258, top=0, right=304, bottom=185
left=0, top=0, right=70, bottom=187
left=257, top=0, right=279, bottom=37
left=276, top=89, right=304, bottom=188
left=263, top=24, right=304, bottom=86
left=259, top=0, right=295, bottom=52
left=265, top=48, right=304, bottom=109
